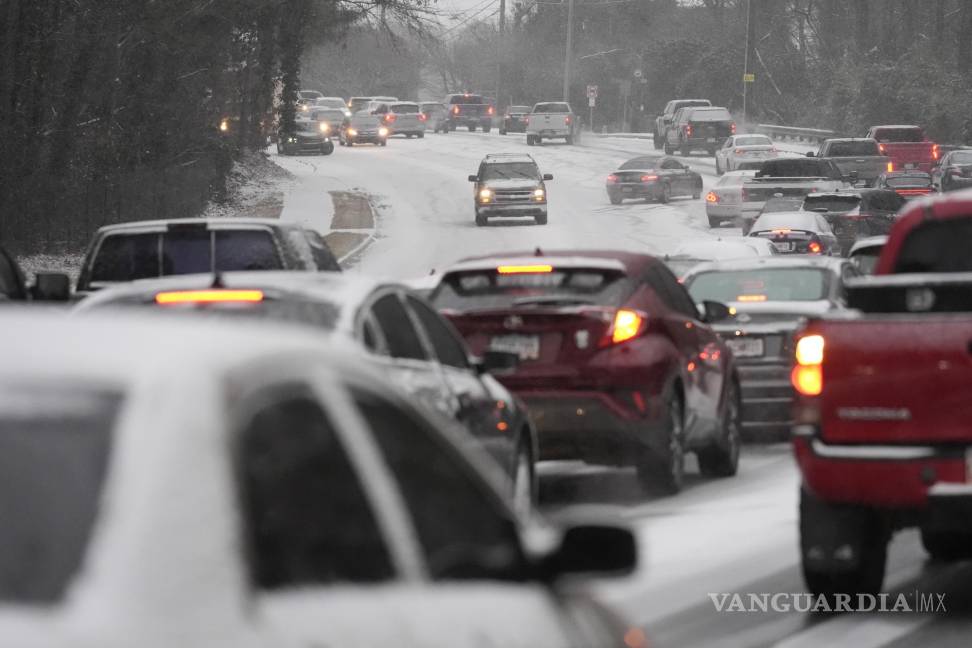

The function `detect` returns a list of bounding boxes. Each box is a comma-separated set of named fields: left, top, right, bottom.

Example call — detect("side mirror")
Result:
left=32, top=272, right=71, bottom=302
left=538, top=523, right=637, bottom=580
left=468, top=174, right=478, bottom=182
left=805, top=151, right=815, bottom=157
left=699, top=299, right=731, bottom=322
left=477, top=350, right=519, bottom=375
left=542, top=173, right=554, bottom=181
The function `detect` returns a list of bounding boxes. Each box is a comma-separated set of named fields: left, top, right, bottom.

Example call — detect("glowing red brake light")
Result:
left=418, top=113, right=427, bottom=121
left=808, top=241, right=822, bottom=254
left=497, top=264, right=553, bottom=274
left=155, top=290, right=264, bottom=305
left=641, top=174, right=658, bottom=182
left=730, top=122, right=736, bottom=134
left=488, top=106, right=495, bottom=115
left=685, top=124, right=693, bottom=137
left=878, top=143, right=886, bottom=154
left=606, top=174, right=619, bottom=184
left=385, top=114, right=396, bottom=123
left=705, top=191, right=718, bottom=203
left=453, top=106, right=460, bottom=115
left=565, top=115, right=571, bottom=125
left=932, top=144, right=940, bottom=160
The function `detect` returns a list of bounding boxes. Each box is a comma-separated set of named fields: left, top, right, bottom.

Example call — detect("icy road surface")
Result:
left=271, top=131, right=972, bottom=648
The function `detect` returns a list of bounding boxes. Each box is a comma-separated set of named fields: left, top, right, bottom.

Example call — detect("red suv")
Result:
left=430, top=250, right=741, bottom=495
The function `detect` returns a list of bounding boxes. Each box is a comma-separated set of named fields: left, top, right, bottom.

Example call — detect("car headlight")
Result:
left=534, top=188, right=545, bottom=201
left=288, top=137, right=297, bottom=143
left=319, top=122, right=330, bottom=133
left=344, top=110, right=352, bottom=117
left=219, top=118, right=229, bottom=132
left=479, top=188, right=493, bottom=203
left=347, top=128, right=358, bottom=137
left=378, top=127, right=389, bottom=137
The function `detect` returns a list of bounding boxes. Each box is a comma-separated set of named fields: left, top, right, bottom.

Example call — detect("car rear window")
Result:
left=894, top=218, right=972, bottom=273
left=751, top=212, right=820, bottom=232
left=803, top=195, right=861, bottom=213
left=450, top=95, right=484, bottom=104
left=91, top=229, right=282, bottom=283
left=0, top=384, right=120, bottom=603
left=826, top=140, right=880, bottom=156
left=687, top=108, right=732, bottom=122
left=619, top=157, right=656, bottom=171
left=872, top=128, right=924, bottom=143
left=533, top=103, right=570, bottom=114
left=481, top=162, right=539, bottom=181
left=392, top=104, right=419, bottom=113
left=686, top=268, right=829, bottom=302
left=716, top=173, right=755, bottom=187
left=734, top=136, right=771, bottom=146
left=757, top=159, right=836, bottom=178
left=885, top=174, right=932, bottom=188
left=431, top=268, right=631, bottom=311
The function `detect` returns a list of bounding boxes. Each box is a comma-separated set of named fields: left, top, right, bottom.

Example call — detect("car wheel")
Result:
left=417, top=131, right=424, bottom=139
left=658, top=184, right=671, bottom=203
left=483, top=124, right=492, bottom=133
left=707, top=147, right=716, bottom=156
left=468, top=125, right=476, bottom=132
left=511, top=441, right=535, bottom=519
left=276, top=142, right=282, bottom=154
left=565, top=135, right=574, bottom=145
left=663, top=142, right=674, bottom=155
left=609, top=194, right=623, bottom=205
left=715, top=158, right=723, bottom=175
left=920, top=528, right=972, bottom=561
left=379, top=139, right=387, bottom=147
left=697, top=379, right=741, bottom=477
left=536, top=136, right=542, bottom=145
left=475, top=211, right=488, bottom=227
left=499, top=129, right=507, bottom=135
left=534, top=212, right=547, bottom=225
left=527, top=135, right=535, bottom=146
left=653, top=131, right=663, bottom=149
left=322, top=143, right=334, bottom=155
left=800, top=488, right=887, bottom=599
left=692, top=183, right=702, bottom=200
left=680, top=146, right=691, bottom=156
left=636, top=389, right=685, bottom=496
left=707, top=215, right=722, bottom=228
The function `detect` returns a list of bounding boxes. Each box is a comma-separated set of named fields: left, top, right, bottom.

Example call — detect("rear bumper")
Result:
left=736, top=362, right=793, bottom=439
left=477, top=203, right=547, bottom=217
left=607, top=183, right=663, bottom=200
left=529, top=129, right=570, bottom=138
left=706, top=204, right=741, bottom=219
left=449, top=116, right=491, bottom=127
left=679, top=136, right=728, bottom=150
left=794, top=430, right=971, bottom=512
left=517, top=390, right=666, bottom=465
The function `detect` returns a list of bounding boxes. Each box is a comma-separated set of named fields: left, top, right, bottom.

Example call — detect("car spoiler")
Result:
left=747, top=176, right=830, bottom=183
left=846, top=272, right=972, bottom=314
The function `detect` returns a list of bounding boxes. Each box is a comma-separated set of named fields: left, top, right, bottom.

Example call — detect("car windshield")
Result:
left=716, top=173, right=754, bottom=187
left=619, top=157, right=657, bottom=171
left=752, top=212, right=821, bottom=231
left=686, top=268, right=829, bottom=302
left=873, top=128, right=924, bottom=142
left=431, top=268, right=630, bottom=310
left=885, top=174, right=932, bottom=187
left=757, top=159, right=835, bottom=178
left=803, top=195, right=860, bottom=213
left=392, top=104, right=419, bottom=113
left=827, top=140, right=880, bottom=156
left=312, top=109, right=345, bottom=122
left=0, top=383, right=120, bottom=604
left=734, top=136, right=771, bottom=146
left=481, top=162, right=539, bottom=180
left=533, top=103, right=570, bottom=113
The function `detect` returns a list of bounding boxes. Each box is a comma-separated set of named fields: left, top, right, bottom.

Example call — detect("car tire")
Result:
left=565, top=135, right=574, bottom=145
left=800, top=488, right=887, bottom=599
left=653, top=130, right=663, bottom=149
left=680, top=146, right=691, bottom=156
left=346, top=140, right=354, bottom=147
left=715, top=158, right=723, bottom=175
left=475, top=211, right=487, bottom=227
left=663, top=141, right=674, bottom=155
left=609, top=194, right=623, bottom=205
left=692, top=183, right=702, bottom=200
left=418, top=132, right=424, bottom=138
left=707, top=147, right=716, bottom=156
left=920, top=528, right=972, bottom=561
left=468, top=125, right=476, bottom=132
left=483, top=124, right=492, bottom=133
left=535, top=211, right=548, bottom=225
left=380, top=140, right=387, bottom=147
left=276, top=142, right=282, bottom=154
left=499, top=129, right=507, bottom=135
left=527, top=135, right=535, bottom=146
left=697, top=379, right=741, bottom=477
left=536, top=136, right=542, bottom=145
left=322, top=142, right=334, bottom=155
left=511, top=440, right=536, bottom=519
left=708, top=215, right=722, bottom=228
left=658, top=184, right=671, bottom=203
left=636, top=388, right=685, bottom=496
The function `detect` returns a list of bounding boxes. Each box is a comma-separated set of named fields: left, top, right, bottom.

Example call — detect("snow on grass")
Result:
left=201, top=148, right=294, bottom=220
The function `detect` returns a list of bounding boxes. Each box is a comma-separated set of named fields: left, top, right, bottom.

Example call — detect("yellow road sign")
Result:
left=743, top=73, right=755, bottom=82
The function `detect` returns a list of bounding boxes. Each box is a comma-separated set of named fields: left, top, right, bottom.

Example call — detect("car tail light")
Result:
left=741, top=187, right=748, bottom=201
left=808, top=240, right=822, bottom=254
left=453, top=105, right=460, bottom=115
left=565, top=115, right=572, bottom=125
left=641, top=174, right=658, bottom=182
left=705, top=191, right=718, bottom=203
left=933, top=144, right=940, bottom=160
left=155, top=290, right=264, bottom=305
left=606, top=174, right=619, bottom=184
left=730, top=122, right=736, bottom=134
left=736, top=294, right=767, bottom=302
left=384, top=114, right=396, bottom=123
left=734, top=148, right=744, bottom=154
left=878, top=143, right=886, bottom=154
left=772, top=228, right=792, bottom=234
left=488, top=106, right=495, bottom=115
left=792, top=334, right=824, bottom=396
left=887, top=161, right=894, bottom=172
left=418, top=113, right=427, bottom=121
left=524, top=116, right=529, bottom=124
left=602, top=309, right=647, bottom=346
left=684, top=124, right=693, bottom=137
left=497, top=264, right=553, bottom=274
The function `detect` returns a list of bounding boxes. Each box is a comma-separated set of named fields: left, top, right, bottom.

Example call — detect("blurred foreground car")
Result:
left=277, top=120, right=333, bottom=156
left=714, top=134, right=775, bottom=175
left=605, top=156, right=702, bottom=205
left=470, top=154, right=552, bottom=226
left=683, top=256, right=857, bottom=439
left=748, top=211, right=839, bottom=256
left=0, top=243, right=71, bottom=301
left=931, top=148, right=972, bottom=192
left=340, top=113, right=388, bottom=147
left=431, top=250, right=741, bottom=495
left=78, top=272, right=540, bottom=513
left=873, top=170, right=935, bottom=199
left=847, top=235, right=887, bottom=274
left=802, top=189, right=904, bottom=256
left=663, top=237, right=778, bottom=279
left=706, top=170, right=757, bottom=227
left=75, top=218, right=340, bottom=296
left=0, top=311, right=639, bottom=647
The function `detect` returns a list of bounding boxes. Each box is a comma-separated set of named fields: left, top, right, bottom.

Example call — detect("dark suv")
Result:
left=431, top=250, right=741, bottom=495
left=468, top=154, right=552, bottom=226
left=665, top=106, right=735, bottom=156
left=444, top=93, right=494, bottom=132
left=802, top=189, right=905, bottom=256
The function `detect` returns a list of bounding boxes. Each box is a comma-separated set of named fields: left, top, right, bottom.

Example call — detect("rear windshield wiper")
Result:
left=512, top=296, right=596, bottom=307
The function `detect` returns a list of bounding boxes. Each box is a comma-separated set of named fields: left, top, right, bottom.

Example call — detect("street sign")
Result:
left=586, top=84, right=598, bottom=98
left=743, top=73, right=755, bottom=82
left=588, top=96, right=596, bottom=108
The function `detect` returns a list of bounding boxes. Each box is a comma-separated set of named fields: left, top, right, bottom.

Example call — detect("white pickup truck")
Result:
left=526, top=101, right=576, bottom=146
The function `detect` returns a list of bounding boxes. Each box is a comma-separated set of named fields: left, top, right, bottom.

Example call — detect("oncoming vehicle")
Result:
left=373, top=101, right=426, bottom=138
left=77, top=271, right=541, bottom=514
left=500, top=105, right=532, bottom=135
left=748, top=211, right=839, bottom=256
left=706, top=170, right=758, bottom=227
left=0, top=311, right=640, bottom=647
left=469, top=154, right=552, bottom=226
left=526, top=102, right=575, bottom=146
left=314, top=96, right=350, bottom=115
left=873, top=170, right=935, bottom=199
left=605, top=156, right=702, bottom=205
left=308, top=107, right=347, bottom=136
left=340, top=113, right=389, bottom=147
left=277, top=120, right=334, bottom=155
left=714, top=134, right=776, bottom=175
left=431, top=251, right=742, bottom=495
left=419, top=102, right=449, bottom=133
left=682, top=256, right=857, bottom=439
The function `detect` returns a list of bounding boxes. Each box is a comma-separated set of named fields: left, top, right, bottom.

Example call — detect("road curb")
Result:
left=322, top=190, right=379, bottom=268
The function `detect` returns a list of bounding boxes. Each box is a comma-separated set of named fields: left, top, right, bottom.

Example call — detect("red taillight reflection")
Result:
left=487, top=106, right=495, bottom=115
left=705, top=191, right=718, bottom=203
left=641, top=174, right=658, bottom=182
left=605, top=309, right=646, bottom=345
left=453, top=105, right=460, bottom=115
left=565, top=115, right=572, bottom=125
left=385, top=114, right=396, bottom=123
left=606, top=174, right=619, bottom=184
left=418, top=113, right=427, bottom=121
left=685, top=124, right=693, bottom=137
left=932, top=144, right=940, bottom=160
left=730, top=122, right=736, bottom=134
left=808, top=241, right=822, bottom=254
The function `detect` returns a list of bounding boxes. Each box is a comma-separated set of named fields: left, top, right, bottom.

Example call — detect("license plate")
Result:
left=772, top=241, right=794, bottom=252
left=726, top=337, right=764, bottom=358
left=490, top=334, right=540, bottom=361
left=622, top=187, right=634, bottom=193
left=904, top=162, right=917, bottom=169
left=707, top=137, right=716, bottom=143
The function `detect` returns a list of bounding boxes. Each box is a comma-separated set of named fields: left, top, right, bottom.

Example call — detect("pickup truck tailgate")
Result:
left=815, top=317, right=972, bottom=444
left=883, top=142, right=935, bottom=168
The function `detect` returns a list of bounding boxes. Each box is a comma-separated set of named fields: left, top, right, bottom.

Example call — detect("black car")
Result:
left=802, top=189, right=905, bottom=256
left=499, top=105, right=532, bottom=135
left=77, top=271, right=540, bottom=514
left=277, top=120, right=334, bottom=155
left=872, top=171, right=935, bottom=199
left=747, top=211, right=839, bottom=256
left=339, top=113, right=389, bottom=146
left=664, top=106, right=736, bottom=156
left=931, top=149, right=972, bottom=192
left=605, top=156, right=703, bottom=204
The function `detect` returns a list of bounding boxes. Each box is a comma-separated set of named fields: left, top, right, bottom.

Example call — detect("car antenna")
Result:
left=534, top=246, right=543, bottom=257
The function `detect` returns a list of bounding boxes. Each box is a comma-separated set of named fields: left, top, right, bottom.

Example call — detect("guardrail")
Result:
left=753, top=124, right=836, bottom=145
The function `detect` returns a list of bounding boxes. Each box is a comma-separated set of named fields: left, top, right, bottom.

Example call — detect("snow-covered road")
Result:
left=270, top=131, right=972, bottom=648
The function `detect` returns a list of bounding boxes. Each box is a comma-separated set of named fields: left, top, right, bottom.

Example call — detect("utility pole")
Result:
left=496, top=0, right=506, bottom=111
left=742, top=0, right=755, bottom=125
left=563, top=0, right=575, bottom=102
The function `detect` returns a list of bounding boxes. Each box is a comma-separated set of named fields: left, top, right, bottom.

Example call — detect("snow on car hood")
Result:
left=482, top=179, right=541, bottom=190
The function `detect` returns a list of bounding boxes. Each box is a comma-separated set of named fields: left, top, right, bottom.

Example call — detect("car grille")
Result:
left=493, top=189, right=535, bottom=203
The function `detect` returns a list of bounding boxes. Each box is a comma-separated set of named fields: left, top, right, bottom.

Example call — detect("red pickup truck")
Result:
left=792, top=191, right=972, bottom=598
left=866, top=125, right=939, bottom=174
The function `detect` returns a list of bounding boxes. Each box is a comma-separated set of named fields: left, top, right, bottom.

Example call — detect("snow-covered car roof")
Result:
left=681, top=255, right=848, bottom=278
left=670, top=238, right=776, bottom=260
left=96, top=217, right=298, bottom=234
